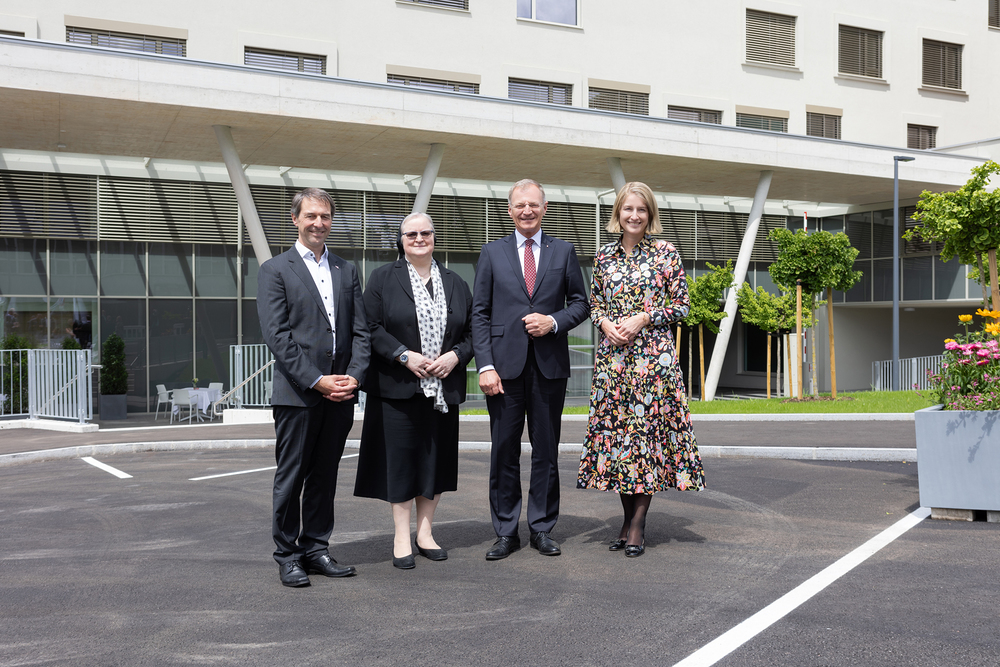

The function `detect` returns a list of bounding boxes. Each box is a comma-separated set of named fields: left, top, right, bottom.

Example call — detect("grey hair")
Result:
left=397, top=212, right=435, bottom=257
left=507, top=179, right=546, bottom=205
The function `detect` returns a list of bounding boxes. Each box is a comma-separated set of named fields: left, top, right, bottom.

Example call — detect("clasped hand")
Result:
left=601, top=313, right=649, bottom=347
left=315, top=374, right=358, bottom=402
left=403, top=350, right=459, bottom=380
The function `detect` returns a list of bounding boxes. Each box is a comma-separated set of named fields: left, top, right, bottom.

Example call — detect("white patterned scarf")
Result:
left=406, top=259, right=449, bottom=413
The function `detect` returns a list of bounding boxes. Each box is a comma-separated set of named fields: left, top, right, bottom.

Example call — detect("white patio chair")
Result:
left=264, top=380, right=273, bottom=406
left=154, top=384, right=170, bottom=420
left=170, top=388, right=198, bottom=424
left=207, top=382, right=223, bottom=420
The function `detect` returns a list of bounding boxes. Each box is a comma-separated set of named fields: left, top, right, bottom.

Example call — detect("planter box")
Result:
left=915, top=405, right=1000, bottom=514
left=99, top=394, right=128, bottom=421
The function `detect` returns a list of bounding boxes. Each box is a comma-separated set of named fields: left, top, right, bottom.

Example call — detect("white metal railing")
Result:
left=1, top=349, right=30, bottom=418
left=27, top=349, right=94, bottom=423
left=872, top=354, right=944, bottom=391
left=229, top=344, right=274, bottom=408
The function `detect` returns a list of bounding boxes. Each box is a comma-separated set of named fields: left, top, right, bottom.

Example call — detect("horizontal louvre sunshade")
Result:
left=746, top=9, right=795, bottom=66
left=508, top=78, right=572, bottom=105
left=401, top=0, right=468, bottom=8
left=100, top=178, right=237, bottom=243
left=486, top=198, right=513, bottom=242
left=922, top=39, right=962, bottom=89
left=542, top=201, right=599, bottom=256
left=0, top=171, right=97, bottom=238
left=245, top=47, right=325, bottom=74
left=838, top=25, right=882, bottom=78
left=588, top=88, right=649, bottom=116
left=365, top=192, right=415, bottom=250
left=907, top=124, right=936, bottom=150
left=425, top=195, right=487, bottom=252
left=903, top=205, right=932, bottom=255
left=249, top=185, right=364, bottom=249
left=66, top=27, right=185, bottom=56
left=992, top=0, right=1000, bottom=28
left=387, top=74, right=478, bottom=94
left=0, top=29, right=25, bottom=37
left=736, top=113, right=788, bottom=132
left=806, top=113, right=841, bottom=139
left=667, top=106, right=722, bottom=124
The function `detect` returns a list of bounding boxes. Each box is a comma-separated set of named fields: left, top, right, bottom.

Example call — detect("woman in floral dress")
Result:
left=577, top=182, right=705, bottom=557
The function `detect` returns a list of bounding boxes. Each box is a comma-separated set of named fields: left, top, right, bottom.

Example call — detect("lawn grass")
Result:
left=460, top=390, right=934, bottom=415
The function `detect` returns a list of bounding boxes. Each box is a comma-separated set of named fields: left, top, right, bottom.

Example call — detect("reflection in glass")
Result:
left=148, top=243, right=193, bottom=296
left=100, top=241, right=145, bottom=296
left=444, top=252, right=478, bottom=293
left=196, top=300, right=237, bottom=387
left=754, top=263, right=779, bottom=295
left=934, top=256, right=967, bottom=300
left=872, top=258, right=894, bottom=302
left=872, top=209, right=895, bottom=259
left=0, top=297, right=48, bottom=347
left=241, top=300, right=263, bottom=345
left=903, top=256, right=933, bottom=300
left=51, top=297, right=95, bottom=349
left=51, top=240, right=98, bottom=296
left=148, top=299, right=193, bottom=402
left=195, top=244, right=237, bottom=297
left=821, top=215, right=844, bottom=234
left=99, top=299, right=146, bottom=411
left=843, top=260, right=871, bottom=303
left=0, top=238, right=46, bottom=296
left=846, top=212, right=871, bottom=259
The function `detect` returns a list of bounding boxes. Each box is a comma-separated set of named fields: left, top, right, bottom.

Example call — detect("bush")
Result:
left=61, top=336, right=82, bottom=350
left=100, top=333, right=128, bottom=395
left=1, top=334, right=32, bottom=414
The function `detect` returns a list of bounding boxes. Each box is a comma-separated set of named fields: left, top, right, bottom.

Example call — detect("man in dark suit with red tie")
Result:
left=471, top=179, right=589, bottom=560
left=257, top=188, right=370, bottom=587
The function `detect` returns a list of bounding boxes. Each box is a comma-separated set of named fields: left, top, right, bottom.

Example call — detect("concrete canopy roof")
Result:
left=0, top=37, right=984, bottom=205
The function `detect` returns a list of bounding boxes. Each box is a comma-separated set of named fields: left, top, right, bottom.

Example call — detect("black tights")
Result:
left=618, top=493, right=651, bottom=546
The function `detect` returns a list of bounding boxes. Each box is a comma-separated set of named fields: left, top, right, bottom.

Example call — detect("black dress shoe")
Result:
left=608, top=539, right=627, bottom=552
left=279, top=560, right=310, bottom=587
left=393, top=553, right=416, bottom=569
left=303, top=553, right=356, bottom=578
left=416, top=543, right=448, bottom=561
left=529, top=531, right=561, bottom=556
left=485, top=536, right=521, bottom=561
left=624, top=541, right=645, bottom=558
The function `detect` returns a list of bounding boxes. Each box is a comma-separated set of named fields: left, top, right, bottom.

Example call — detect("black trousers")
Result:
left=272, top=399, right=354, bottom=565
left=486, top=352, right=567, bottom=537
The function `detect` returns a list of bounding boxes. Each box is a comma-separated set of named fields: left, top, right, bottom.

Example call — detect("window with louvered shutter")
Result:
left=907, top=124, right=937, bottom=150
left=922, top=39, right=962, bottom=89
left=806, top=113, right=841, bottom=139
left=991, top=0, right=1000, bottom=28
left=387, top=74, right=478, bottom=94
left=0, top=171, right=97, bottom=239
left=0, top=29, right=25, bottom=37
left=508, top=78, right=572, bottom=105
left=838, top=25, right=882, bottom=78
left=736, top=113, right=788, bottom=133
left=400, top=0, right=469, bottom=9
left=587, top=87, right=649, bottom=115
left=66, top=27, right=185, bottom=56
left=245, top=47, right=326, bottom=74
left=667, top=106, right=722, bottom=124
left=746, top=9, right=796, bottom=66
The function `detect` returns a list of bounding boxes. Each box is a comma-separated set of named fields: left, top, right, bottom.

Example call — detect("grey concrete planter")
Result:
left=99, top=394, right=128, bottom=421
left=915, top=405, right=1000, bottom=513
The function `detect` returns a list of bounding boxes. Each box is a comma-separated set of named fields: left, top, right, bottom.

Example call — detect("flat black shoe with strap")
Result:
left=609, top=539, right=627, bottom=552
left=624, top=541, right=645, bottom=558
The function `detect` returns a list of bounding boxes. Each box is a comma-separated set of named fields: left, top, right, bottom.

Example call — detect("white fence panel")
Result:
left=28, top=349, right=94, bottom=423
left=872, top=354, right=943, bottom=391
left=229, top=344, right=274, bottom=407
left=1, top=349, right=30, bottom=417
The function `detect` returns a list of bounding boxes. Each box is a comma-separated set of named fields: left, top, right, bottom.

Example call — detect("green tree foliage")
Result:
left=684, top=260, right=734, bottom=333
left=1, top=334, right=32, bottom=414
left=60, top=336, right=82, bottom=350
left=100, top=333, right=128, bottom=395
left=767, top=229, right=862, bottom=295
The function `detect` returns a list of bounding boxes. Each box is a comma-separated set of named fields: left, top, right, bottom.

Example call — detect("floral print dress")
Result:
left=577, top=235, right=706, bottom=495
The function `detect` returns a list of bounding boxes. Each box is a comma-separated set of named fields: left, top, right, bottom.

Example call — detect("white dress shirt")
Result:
left=295, top=240, right=336, bottom=388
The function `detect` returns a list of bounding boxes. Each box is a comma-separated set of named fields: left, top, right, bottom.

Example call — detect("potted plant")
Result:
left=99, top=333, right=128, bottom=420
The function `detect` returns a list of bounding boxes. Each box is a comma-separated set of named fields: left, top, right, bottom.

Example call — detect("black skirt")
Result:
left=354, top=393, right=459, bottom=503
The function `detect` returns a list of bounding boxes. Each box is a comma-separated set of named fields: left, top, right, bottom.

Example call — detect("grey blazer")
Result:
left=257, top=246, right=370, bottom=407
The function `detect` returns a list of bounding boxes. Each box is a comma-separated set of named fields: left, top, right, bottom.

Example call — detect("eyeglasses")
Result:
left=511, top=203, right=542, bottom=211
left=402, top=230, right=435, bottom=240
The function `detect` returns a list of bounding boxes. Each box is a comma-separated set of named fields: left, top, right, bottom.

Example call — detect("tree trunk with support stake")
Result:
left=827, top=286, right=837, bottom=399
left=699, top=322, right=706, bottom=401
left=766, top=333, right=771, bottom=399
left=989, top=249, right=1000, bottom=313
left=796, top=281, right=803, bottom=399
left=688, top=327, right=694, bottom=399
left=811, top=297, right=818, bottom=398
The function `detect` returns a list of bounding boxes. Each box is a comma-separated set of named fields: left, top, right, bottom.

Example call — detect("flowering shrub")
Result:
left=927, top=310, right=1000, bottom=410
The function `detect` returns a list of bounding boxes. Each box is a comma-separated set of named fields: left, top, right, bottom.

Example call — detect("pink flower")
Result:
left=945, top=341, right=960, bottom=350
left=978, top=349, right=990, bottom=358
left=978, top=360, right=989, bottom=366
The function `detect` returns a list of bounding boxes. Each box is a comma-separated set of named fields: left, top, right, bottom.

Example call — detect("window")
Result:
left=667, top=106, right=722, bottom=124
left=399, top=0, right=468, bottom=8
left=991, top=0, right=999, bottom=28
left=736, top=113, right=787, bottom=132
left=387, top=74, right=478, bottom=94
left=922, top=39, right=962, bottom=89
left=745, top=9, right=795, bottom=66
left=245, top=47, right=325, bottom=74
left=508, top=78, right=572, bottom=105
left=0, top=29, right=25, bottom=37
left=588, top=88, right=648, bottom=115
left=806, top=113, right=841, bottom=139
left=838, top=25, right=882, bottom=78
left=907, top=124, right=937, bottom=149
left=66, top=26, right=185, bottom=56
left=517, top=0, right=578, bottom=25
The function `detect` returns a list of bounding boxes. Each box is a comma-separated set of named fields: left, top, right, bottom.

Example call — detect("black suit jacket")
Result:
left=471, top=231, right=589, bottom=380
left=257, top=246, right=370, bottom=407
left=363, top=259, right=474, bottom=404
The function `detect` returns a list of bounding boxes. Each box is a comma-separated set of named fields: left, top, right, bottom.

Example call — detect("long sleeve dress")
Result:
left=577, top=235, right=706, bottom=495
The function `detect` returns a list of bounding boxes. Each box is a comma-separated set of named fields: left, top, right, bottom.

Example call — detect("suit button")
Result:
left=326, top=350, right=332, bottom=357
left=327, top=328, right=332, bottom=333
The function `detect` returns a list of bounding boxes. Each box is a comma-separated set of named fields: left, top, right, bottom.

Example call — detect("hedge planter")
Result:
left=915, top=405, right=1000, bottom=520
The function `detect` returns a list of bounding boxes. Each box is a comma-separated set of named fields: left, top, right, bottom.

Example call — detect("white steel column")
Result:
left=213, top=125, right=271, bottom=264
left=412, top=143, right=445, bottom=214
left=606, top=157, right=626, bottom=192
left=703, top=170, right=773, bottom=401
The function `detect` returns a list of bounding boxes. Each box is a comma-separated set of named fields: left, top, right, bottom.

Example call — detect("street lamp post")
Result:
left=893, top=155, right=916, bottom=391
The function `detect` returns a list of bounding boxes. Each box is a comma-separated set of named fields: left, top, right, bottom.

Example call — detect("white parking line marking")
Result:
left=672, top=506, right=931, bottom=667
left=189, top=453, right=358, bottom=481
left=80, top=456, right=133, bottom=479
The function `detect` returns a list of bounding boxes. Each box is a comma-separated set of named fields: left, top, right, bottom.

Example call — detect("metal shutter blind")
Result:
left=365, top=192, right=414, bottom=250
left=599, top=207, right=697, bottom=261
left=806, top=113, right=841, bottom=139
left=907, top=124, right=936, bottom=150
left=402, top=0, right=469, bottom=8
left=902, top=206, right=932, bottom=255
left=244, top=48, right=325, bottom=74
left=736, top=113, right=788, bottom=132
left=992, top=0, right=1000, bottom=28
left=746, top=10, right=795, bottom=66
left=248, top=185, right=364, bottom=249
left=425, top=195, right=486, bottom=252
left=667, top=106, right=722, bottom=124
left=588, top=88, right=649, bottom=115
left=838, top=25, right=882, bottom=78
left=66, top=27, right=185, bottom=56
left=922, top=39, right=962, bottom=89
left=387, top=74, right=478, bottom=94
left=508, top=78, right=572, bottom=105
left=542, top=201, right=598, bottom=256
left=99, top=178, right=237, bottom=243
left=0, top=171, right=97, bottom=238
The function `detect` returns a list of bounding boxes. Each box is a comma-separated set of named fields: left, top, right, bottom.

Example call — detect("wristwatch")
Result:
left=399, top=352, right=409, bottom=364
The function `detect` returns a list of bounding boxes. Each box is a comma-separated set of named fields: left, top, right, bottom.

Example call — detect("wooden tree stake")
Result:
left=989, top=249, right=1000, bottom=313
left=827, top=286, right=837, bottom=399
left=766, top=333, right=771, bottom=399
left=796, top=281, right=803, bottom=400
left=699, top=322, right=706, bottom=401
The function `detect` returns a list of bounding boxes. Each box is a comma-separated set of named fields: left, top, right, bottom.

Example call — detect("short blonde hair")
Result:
left=606, top=182, right=662, bottom=235
left=508, top=178, right=546, bottom=205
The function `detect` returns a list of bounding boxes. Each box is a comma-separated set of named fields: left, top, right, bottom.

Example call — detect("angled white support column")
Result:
left=213, top=125, right=271, bottom=264
left=412, top=143, right=445, bottom=214
left=606, top=157, right=626, bottom=193
left=703, top=170, right=773, bottom=401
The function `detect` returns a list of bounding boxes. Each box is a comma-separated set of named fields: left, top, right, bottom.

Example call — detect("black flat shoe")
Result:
left=392, top=553, right=415, bottom=569
left=609, top=539, right=627, bottom=551
left=624, top=542, right=645, bottom=558
left=416, top=544, right=448, bottom=561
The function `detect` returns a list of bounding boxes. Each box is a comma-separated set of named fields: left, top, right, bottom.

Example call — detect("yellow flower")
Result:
left=987, top=322, right=1000, bottom=336
left=959, top=314, right=974, bottom=323
left=944, top=338, right=956, bottom=343
left=974, top=308, right=1000, bottom=319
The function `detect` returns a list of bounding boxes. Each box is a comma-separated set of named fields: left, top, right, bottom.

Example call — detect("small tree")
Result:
left=100, top=333, right=128, bottom=396
left=737, top=285, right=788, bottom=399
left=684, top=260, right=734, bottom=400
left=1, top=334, right=32, bottom=415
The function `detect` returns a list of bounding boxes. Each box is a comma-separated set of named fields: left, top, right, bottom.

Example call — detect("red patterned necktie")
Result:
left=523, top=238, right=536, bottom=297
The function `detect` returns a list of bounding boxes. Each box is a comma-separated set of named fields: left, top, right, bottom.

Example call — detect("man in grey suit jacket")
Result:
left=472, top=179, right=589, bottom=560
left=257, top=188, right=370, bottom=587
